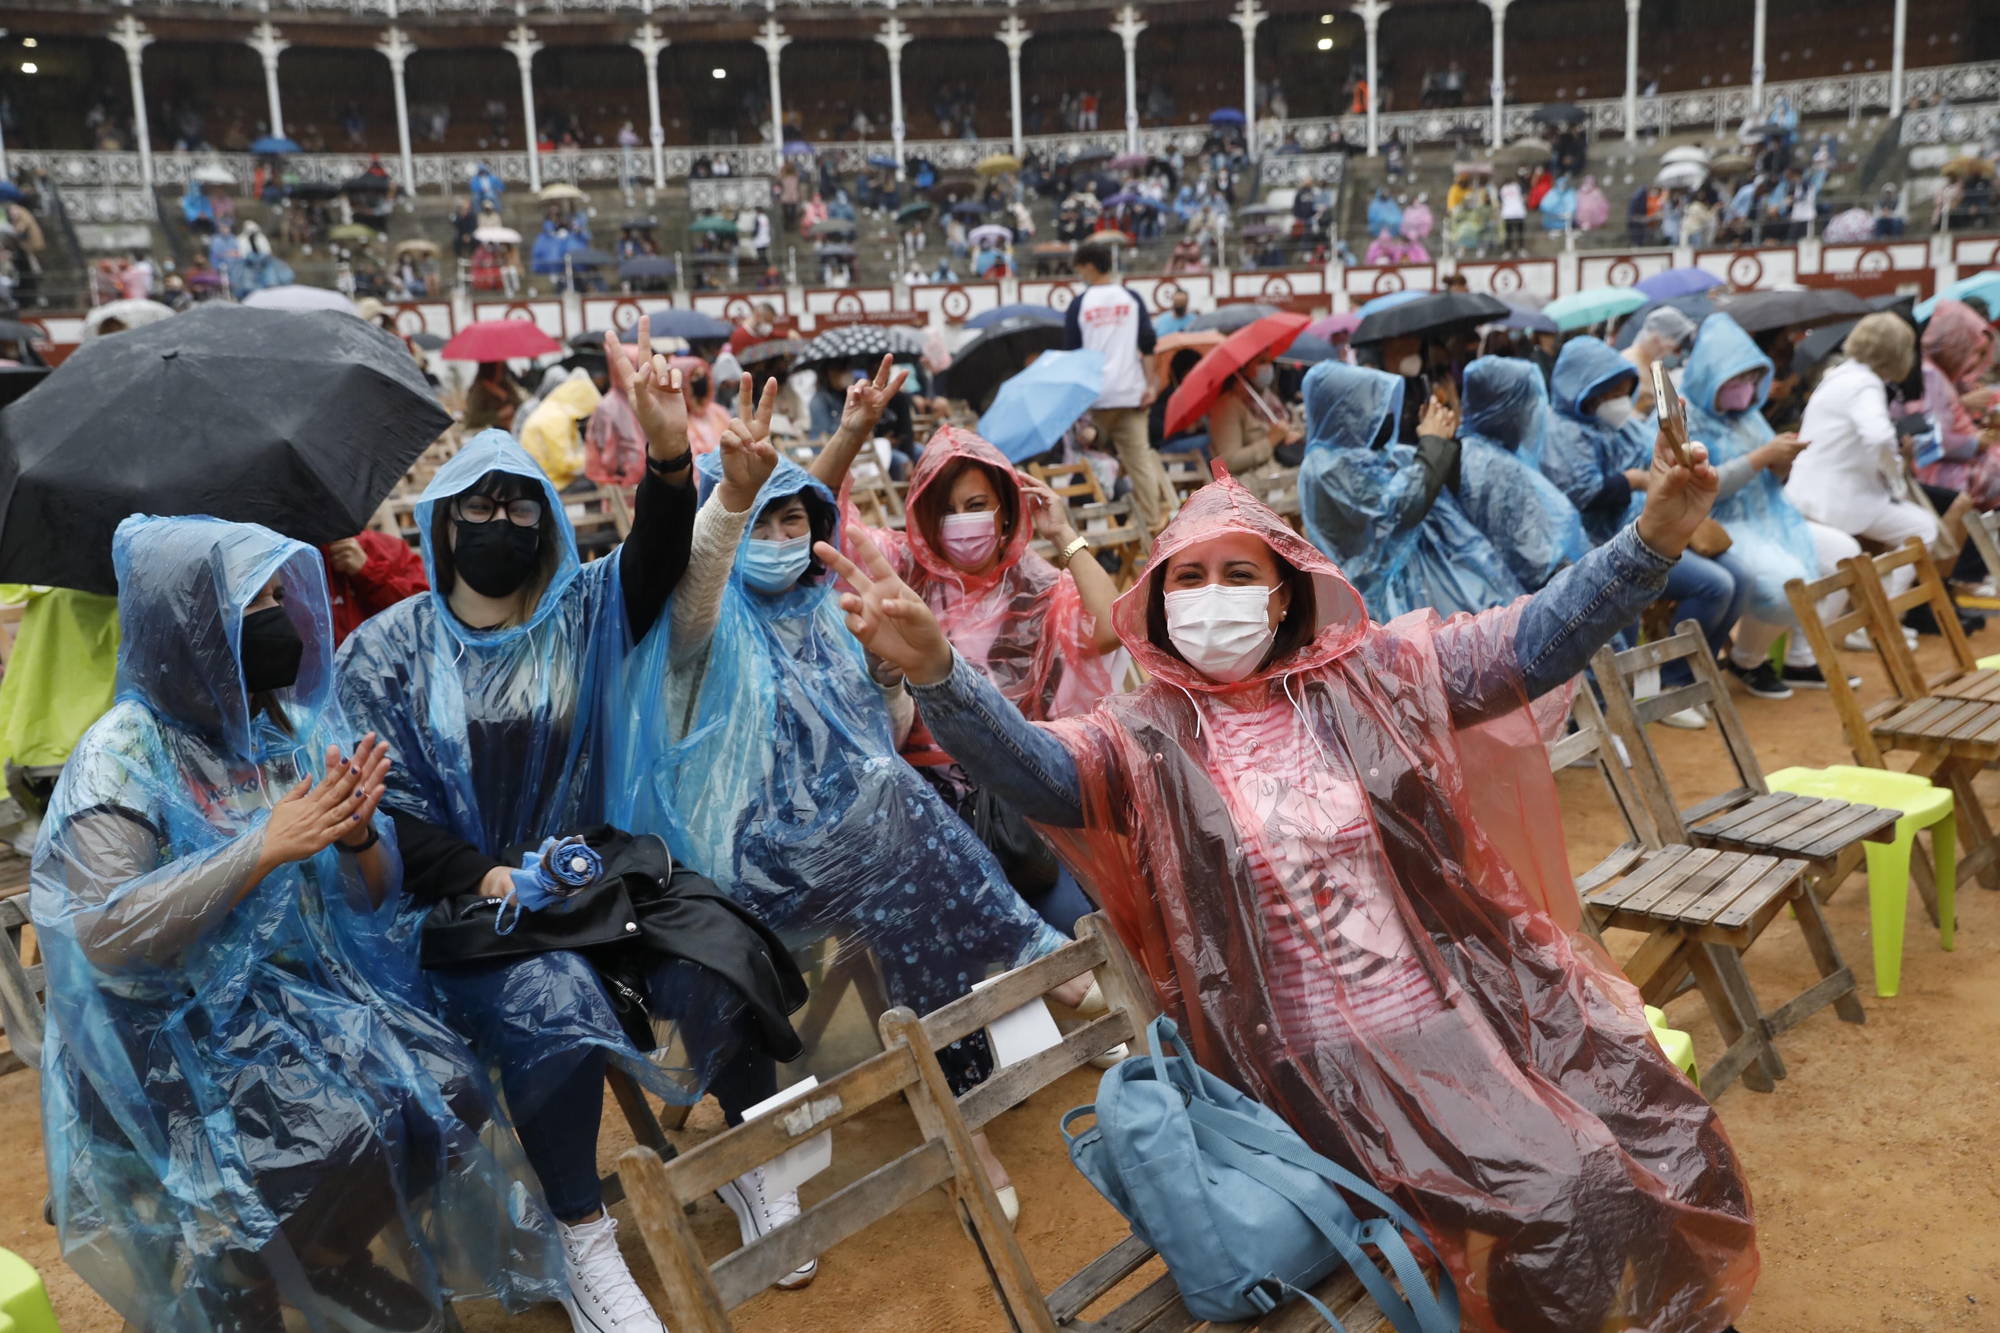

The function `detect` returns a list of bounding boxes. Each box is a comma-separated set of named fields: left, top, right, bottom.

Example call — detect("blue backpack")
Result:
left=1062, top=1016, right=1459, bottom=1333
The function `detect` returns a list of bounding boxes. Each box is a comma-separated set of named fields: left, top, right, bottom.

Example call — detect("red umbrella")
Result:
left=1163, top=311, right=1309, bottom=437
left=440, top=319, right=563, bottom=361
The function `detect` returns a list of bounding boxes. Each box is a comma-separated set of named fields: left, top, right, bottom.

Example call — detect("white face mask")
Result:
left=1396, top=353, right=1424, bottom=378
left=1594, top=395, right=1635, bottom=430
left=1164, top=583, right=1277, bottom=684
left=1250, top=364, right=1275, bottom=389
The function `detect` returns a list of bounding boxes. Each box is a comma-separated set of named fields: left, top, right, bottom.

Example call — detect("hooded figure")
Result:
left=1915, top=299, right=1997, bottom=498
left=1457, top=358, right=1590, bottom=590
left=36, top=515, right=560, bottom=1331
left=1680, top=313, right=1817, bottom=625
left=518, top=370, right=600, bottom=490
left=1366, top=188, right=1402, bottom=239
left=1296, top=361, right=1524, bottom=620
left=867, top=467, right=1757, bottom=1333
left=1538, top=335, right=1653, bottom=546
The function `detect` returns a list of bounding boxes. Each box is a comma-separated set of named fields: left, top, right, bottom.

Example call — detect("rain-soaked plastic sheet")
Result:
left=1296, top=361, right=1526, bottom=620
left=1457, top=357, right=1591, bottom=592
left=1035, top=470, right=1758, bottom=1333
left=34, top=514, right=561, bottom=1331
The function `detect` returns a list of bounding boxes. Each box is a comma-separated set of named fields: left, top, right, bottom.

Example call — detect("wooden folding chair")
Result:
left=1787, top=551, right=2000, bottom=894
left=0, top=885, right=43, bottom=1078
left=907, top=916, right=1398, bottom=1332
left=1158, top=449, right=1208, bottom=509
left=1963, top=505, right=2000, bottom=594
left=1029, top=460, right=1146, bottom=583
left=1585, top=628, right=1875, bottom=1096
left=1548, top=684, right=1659, bottom=947
left=1847, top=537, right=2000, bottom=703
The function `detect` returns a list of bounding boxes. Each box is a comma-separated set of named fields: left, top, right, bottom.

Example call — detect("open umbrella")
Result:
left=342, top=175, right=393, bottom=196
left=191, top=164, right=238, bottom=186
left=1708, top=151, right=1754, bottom=176
left=1915, top=271, right=2000, bottom=322
left=935, top=315, right=1069, bottom=409
left=896, top=201, right=935, bottom=222
left=287, top=182, right=343, bottom=202
left=812, top=218, right=859, bottom=236
left=1350, top=292, right=1511, bottom=345
left=1238, top=222, right=1283, bottom=238
left=1450, top=161, right=1495, bottom=178
left=1634, top=267, right=1724, bottom=300
left=618, top=310, right=734, bottom=342
left=1356, top=290, right=1430, bottom=319
left=1660, top=145, right=1712, bottom=167
left=1164, top=311, right=1310, bottom=436
left=1495, top=139, right=1552, bottom=166
left=622, top=217, right=660, bottom=230
left=1068, top=148, right=1115, bottom=165
left=740, top=337, right=806, bottom=365
left=1531, top=103, right=1587, bottom=126
left=441, top=319, right=563, bottom=361
left=977, top=349, right=1105, bottom=463
left=965, top=303, right=1062, bottom=330
left=976, top=154, right=1022, bottom=176
left=84, top=300, right=177, bottom=336
left=618, top=257, right=678, bottom=282
left=473, top=225, right=522, bottom=245
left=1654, top=161, right=1708, bottom=190
left=1612, top=294, right=1718, bottom=349
left=241, top=286, right=355, bottom=314
left=1275, top=335, right=1340, bottom=367
left=395, top=238, right=441, bottom=258
left=1209, top=108, right=1247, bottom=125
left=1156, top=330, right=1226, bottom=359
left=1109, top=153, right=1150, bottom=172
left=1187, top=303, right=1278, bottom=333
left=1543, top=286, right=1648, bottom=331
left=796, top=323, right=896, bottom=370
left=867, top=155, right=899, bottom=169
left=410, top=332, right=447, bottom=352
left=967, top=224, right=1014, bottom=246
left=0, top=306, right=448, bottom=595
left=1101, top=192, right=1158, bottom=211
left=249, top=136, right=301, bottom=155
left=1085, top=230, right=1131, bottom=247
left=813, top=243, right=857, bottom=259
left=1941, top=156, right=1997, bottom=182
left=1304, top=313, right=1361, bottom=342
left=950, top=200, right=989, bottom=218
left=1719, top=288, right=1869, bottom=334
left=1499, top=302, right=1559, bottom=334
left=688, top=214, right=738, bottom=234
left=0, top=184, right=22, bottom=206
left=538, top=183, right=588, bottom=202
left=564, top=247, right=617, bottom=267
left=328, top=223, right=379, bottom=244
left=781, top=140, right=815, bottom=157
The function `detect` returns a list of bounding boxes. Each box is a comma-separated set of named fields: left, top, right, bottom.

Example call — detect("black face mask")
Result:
left=240, top=605, right=304, bottom=695
left=453, top=517, right=543, bottom=598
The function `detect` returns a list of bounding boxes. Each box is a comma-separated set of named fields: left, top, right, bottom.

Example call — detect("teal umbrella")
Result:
left=1915, top=270, right=2000, bottom=322
left=1543, top=287, right=1648, bottom=331
left=688, top=214, right=738, bottom=234
left=977, top=348, right=1104, bottom=463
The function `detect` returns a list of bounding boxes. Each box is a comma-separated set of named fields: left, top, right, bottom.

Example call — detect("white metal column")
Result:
left=1750, top=0, right=1767, bottom=114
left=1623, top=0, right=1640, bottom=142
left=875, top=11, right=912, bottom=179
left=1232, top=0, right=1265, bottom=160
left=1113, top=5, right=1146, bottom=154
left=1890, top=0, right=1907, bottom=114
left=247, top=21, right=288, bottom=141
left=505, top=21, right=544, bottom=192
left=997, top=10, right=1031, bottom=158
left=755, top=14, right=791, bottom=149
left=1485, top=0, right=1508, bottom=147
left=631, top=22, right=668, bottom=188
left=1355, top=0, right=1388, bottom=157
left=378, top=27, right=417, bottom=196
left=112, top=17, right=155, bottom=189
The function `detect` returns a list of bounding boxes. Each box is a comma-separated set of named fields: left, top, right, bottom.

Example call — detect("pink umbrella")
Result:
left=1305, top=313, right=1360, bottom=342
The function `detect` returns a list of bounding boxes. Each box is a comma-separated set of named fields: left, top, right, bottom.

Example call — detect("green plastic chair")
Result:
left=1645, top=1005, right=1698, bottom=1086
left=1764, top=765, right=1955, bottom=998
left=0, top=1247, right=58, bottom=1333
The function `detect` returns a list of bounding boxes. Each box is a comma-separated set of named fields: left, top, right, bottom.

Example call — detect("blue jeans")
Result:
left=1656, top=548, right=1752, bottom=687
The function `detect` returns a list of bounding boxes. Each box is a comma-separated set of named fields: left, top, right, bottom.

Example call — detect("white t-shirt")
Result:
left=1064, top=282, right=1157, bottom=410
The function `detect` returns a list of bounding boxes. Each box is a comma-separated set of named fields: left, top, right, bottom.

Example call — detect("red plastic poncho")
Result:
left=841, top=426, right=1117, bottom=760
left=584, top=384, right=647, bottom=486
left=1036, top=467, right=1756, bottom=1333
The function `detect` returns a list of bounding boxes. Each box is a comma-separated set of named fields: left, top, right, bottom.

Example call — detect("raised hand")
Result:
left=1019, top=472, right=1077, bottom=544
left=1417, top=397, right=1458, bottom=441
left=1633, top=429, right=1720, bottom=560
left=604, top=316, right=690, bottom=463
left=838, top=354, right=910, bottom=440
left=259, top=734, right=389, bottom=869
left=814, top=530, right=955, bottom=686
left=715, top=374, right=781, bottom=513
left=328, top=733, right=392, bottom=848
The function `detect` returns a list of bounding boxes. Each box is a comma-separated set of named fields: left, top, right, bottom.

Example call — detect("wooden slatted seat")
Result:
left=1030, top=459, right=1147, bottom=582
left=1787, top=550, right=2000, bottom=895
left=1847, top=536, right=2000, bottom=703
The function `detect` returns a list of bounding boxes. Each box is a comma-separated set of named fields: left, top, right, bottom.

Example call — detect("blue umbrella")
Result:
left=965, top=303, right=1063, bottom=330
left=0, top=183, right=21, bottom=206
left=1500, top=303, right=1559, bottom=334
left=867, top=155, right=899, bottom=169
left=978, top=349, right=1105, bottom=463
left=249, top=136, right=301, bottom=155
left=781, top=140, right=815, bottom=156
left=1274, top=334, right=1340, bottom=366
left=1101, top=192, right=1158, bottom=210
left=1634, top=267, right=1724, bottom=300
left=1209, top=108, right=1247, bottom=125
left=618, top=309, right=734, bottom=342
left=1356, top=290, right=1428, bottom=319
left=1916, top=270, right=2000, bottom=322
left=950, top=200, right=988, bottom=218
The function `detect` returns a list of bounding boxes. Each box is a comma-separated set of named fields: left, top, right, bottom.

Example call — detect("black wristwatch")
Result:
left=337, top=823, right=381, bottom=855
left=647, top=450, right=693, bottom=478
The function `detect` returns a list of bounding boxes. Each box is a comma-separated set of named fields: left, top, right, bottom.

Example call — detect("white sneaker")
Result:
left=1842, top=627, right=1872, bottom=652
left=558, top=1215, right=665, bottom=1333
left=1659, top=706, right=1708, bottom=730
left=717, top=1165, right=816, bottom=1290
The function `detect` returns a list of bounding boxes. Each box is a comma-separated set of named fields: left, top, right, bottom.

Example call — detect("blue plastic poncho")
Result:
left=1681, top=313, right=1817, bottom=620
left=611, top=456, right=1062, bottom=1031
left=334, top=429, right=704, bottom=1113
left=1296, top=361, right=1524, bottom=622
left=34, top=516, right=560, bottom=1330
left=1366, top=189, right=1403, bottom=239
left=1458, top=357, right=1591, bottom=591
left=1538, top=336, right=1652, bottom=547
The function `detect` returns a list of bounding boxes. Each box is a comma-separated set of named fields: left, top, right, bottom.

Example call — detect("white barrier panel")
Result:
left=1229, top=268, right=1330, bottom=302
left=691, top=291, right=802, bottom=320
left=1694, top=247, right=1799, bottom=290
left=582, top=296, right=681, bottom=331
left=1954, top=236, right=2000, bottom=273
left=1129, top=274, right=1215, bottom=311
left=1455, top=258, right=1561, bottom=300
left=1020, top=279, right=1084, bottom=310
left=1576, top=252, right=1674, bottom=290
left=910, top=282, right=1004, bottom=321
left=1342, top=264, right=1438, bottom=297
left=466, top=300, right=568, bottom=339
left=801, top=287, right=897, bottom=317
left=388, top=302, right=457, bottom=338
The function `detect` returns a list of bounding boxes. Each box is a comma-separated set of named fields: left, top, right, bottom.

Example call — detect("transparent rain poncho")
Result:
left=1538, top=336, right=1653, bottom=546
left=334, top=430, right=709, bottom=1112
left=1457, top=357, right=1590, bottom=591
left=609, top=455, right=1062, bottom=1049
left=1296, top=360, right=1525, bottom=621
left=840, top=425, right=1117, bottom=741
left=1032, top=473, right=1757, bottom=1333
left=1680, top=314, right=1817, bottom=616
left=35, top=515, right=561, bottom=1330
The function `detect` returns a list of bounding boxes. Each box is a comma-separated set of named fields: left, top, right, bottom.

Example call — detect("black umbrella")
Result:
left=0, top=321, right=47, bottom=366
left=1717, top=288, right=1870, bottom=335
left=1187, top=303, right=1280, bottom=333
left=0, top=306, right=448, bottom=594
left=796, top=323, right=924, bottom=370
left=811, top=218, right=859, bottom=237
left=740, top=337, right=806, bottom=365
left=287, top=182, right=342, bottom=201
left=341, top=174, right=394, bottom=195
left=619, top=257, right=678, bottom=281
left=618, top=309, right=733, bottom=342
left=564, top=247, right=617, bottom=268
left=1351, top=293, right=1511, bottom=345
left=1790, top=297, right=1912, bottom=378
left=0, top=366, right=49, bottom=410
left=934, top=316, right=1068, bottom=410
left=1531, top=103, right=1587, bottom=126
left=410, top=332, right=447, bottom=352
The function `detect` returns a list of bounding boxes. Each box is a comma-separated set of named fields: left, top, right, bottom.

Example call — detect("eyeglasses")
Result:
left=452, top=495, right=544, bottom=526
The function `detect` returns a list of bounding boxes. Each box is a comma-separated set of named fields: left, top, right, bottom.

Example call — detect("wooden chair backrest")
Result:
left=1964, top=506, right=2000, bottom=593
left=1785, top=561, right=1894, bottom=766
left=1030, top=459, right=1110, bottom=505
left=1846, top=537, right=1978, bottom=698
left=0, top=893, right=45, bottom=1068
left=1548, top=685, right=1658, bottom=941
left=1589, top=620, right=1770, bottom=844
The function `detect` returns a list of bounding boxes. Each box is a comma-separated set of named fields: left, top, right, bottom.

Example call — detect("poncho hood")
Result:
left=1922, top=299, right=1995, bottom=388
left=696, top=450, right=840, bottom=605
left=112, top=513, right=335, bottom=760
left=900, top=425, right=1034, bottom=590
left=1461, top=356, right=1548, bottom=455
left=1111, top=461, right=1367, bottom=694
left=1549, top=336, right=1639, bottom=418
left=415, top=427, right=580, bottom=642
left=1681, top=312, right=1773, bottom=417
left=1303, top=359, right=1401, bottom=451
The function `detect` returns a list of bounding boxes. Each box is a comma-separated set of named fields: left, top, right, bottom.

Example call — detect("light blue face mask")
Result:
left=742, top=534, right=812, bottom=593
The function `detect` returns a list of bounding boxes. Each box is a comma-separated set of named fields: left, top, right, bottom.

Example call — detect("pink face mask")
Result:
left=938, top=511, right=1001, bottom=568
left=1715, top=377, right=1760, bottom=413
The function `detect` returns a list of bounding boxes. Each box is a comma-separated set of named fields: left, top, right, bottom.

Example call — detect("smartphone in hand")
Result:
left=1652, top=363, right=1692, bottom=468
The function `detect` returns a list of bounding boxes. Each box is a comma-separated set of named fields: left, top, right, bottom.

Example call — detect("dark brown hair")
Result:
left=914, top=458, right=1021, bottom=554
left=1144, top=546, right=1319, bottom=675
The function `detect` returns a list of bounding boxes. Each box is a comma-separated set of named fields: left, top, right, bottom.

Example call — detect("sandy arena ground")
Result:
left=6, top=629, right=2000, bottom=1332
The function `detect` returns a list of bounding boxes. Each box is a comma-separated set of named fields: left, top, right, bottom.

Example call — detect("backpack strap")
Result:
left=1058, top=1104, right=1098, bottom=1150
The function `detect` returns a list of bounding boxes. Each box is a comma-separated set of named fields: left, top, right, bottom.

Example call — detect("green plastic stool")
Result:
left=1645, top=1005, right=1699, bottom=1086
left=1765, top=765, right=1955, bottom=999
left=0, top=1247, right=59, bottom=1333
left=1977, top=654, right=2000, bottom=670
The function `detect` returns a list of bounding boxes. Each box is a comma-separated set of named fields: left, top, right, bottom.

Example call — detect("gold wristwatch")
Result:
left=1057, top=534, right=1091, bottom=568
